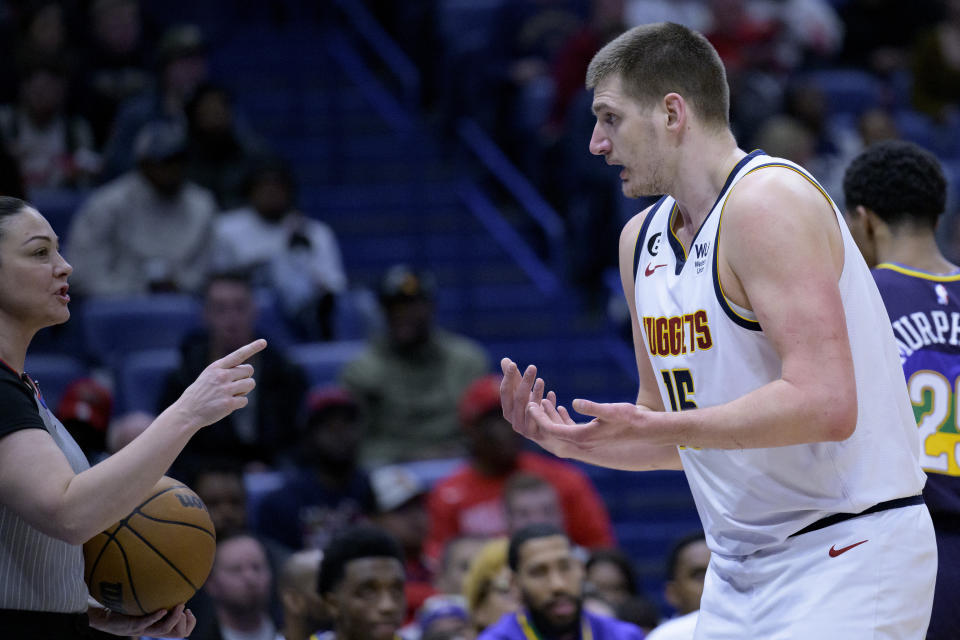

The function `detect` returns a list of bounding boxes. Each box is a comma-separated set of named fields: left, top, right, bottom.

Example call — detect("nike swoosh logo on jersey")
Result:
left=828, top=539, right=868, bottom=557
left=645, top=263, right=667, bottom=277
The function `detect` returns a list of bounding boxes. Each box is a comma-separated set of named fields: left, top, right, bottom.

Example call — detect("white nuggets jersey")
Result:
left=633, top=151, right=926, bottom=557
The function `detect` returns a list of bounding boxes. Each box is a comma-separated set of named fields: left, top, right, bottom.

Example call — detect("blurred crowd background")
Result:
left=8, top=0, right=959, bottom=638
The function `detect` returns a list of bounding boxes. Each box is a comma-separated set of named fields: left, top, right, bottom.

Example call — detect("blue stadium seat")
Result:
left=115, top=348, right=182, bottom=414
left=30, top=188, right=90, bottom=244
left=805, top=69, right=884, bottom=116
left=333, top=287, right=384, bottom=340
left=23, top=353, right=88, bottom=411
left=82, top=295, right=202, bottom=368
left=287, top=340, right=366, bottom=387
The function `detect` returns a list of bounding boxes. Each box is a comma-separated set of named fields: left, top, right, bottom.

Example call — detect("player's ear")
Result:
left=663, top=92, right=685, bottom=130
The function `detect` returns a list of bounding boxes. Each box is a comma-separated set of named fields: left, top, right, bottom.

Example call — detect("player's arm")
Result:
left=0, top=340, right=265, bottom=545
left=653, top=170, right=856, bottom=448
left=501, top=206, right=682, bottom=470
left=523, top=172, right=856, bottom=454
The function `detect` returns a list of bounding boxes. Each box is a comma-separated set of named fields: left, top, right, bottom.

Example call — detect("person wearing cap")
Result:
left=340, top=264, right=490, bottom=464
left=412, top=594, right=471, bottom=640
left=255, top=384, right=376, bottom=551
left=55, top=377, right=112, bottom=464
left=65, top=118, right=217, bottom=296
left=425, top=374, right=614, bottom=562
left=370, top=465, right=435, bottom=624
left=100, top=23, right=210, bottom=179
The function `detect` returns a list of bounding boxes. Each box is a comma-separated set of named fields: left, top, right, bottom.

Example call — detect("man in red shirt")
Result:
left=425, top=375, right=614, bottom=561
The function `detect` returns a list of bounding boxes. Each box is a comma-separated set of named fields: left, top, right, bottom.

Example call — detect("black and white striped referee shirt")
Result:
left=0, top=362, right=90, bottom=613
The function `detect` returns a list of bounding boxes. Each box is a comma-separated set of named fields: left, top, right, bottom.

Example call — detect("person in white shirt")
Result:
left=212, top=157, right=346, bottom=340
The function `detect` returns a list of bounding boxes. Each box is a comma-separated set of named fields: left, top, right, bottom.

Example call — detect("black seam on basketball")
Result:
left=132, top=512, right=216, bottom=539
left=114, top=532, right=148, bottom=615
left=86, top=530, right=115, bottom=581
left=120, top=521, right=201, bottom=591
left=134, top=484, right=188, bottom=512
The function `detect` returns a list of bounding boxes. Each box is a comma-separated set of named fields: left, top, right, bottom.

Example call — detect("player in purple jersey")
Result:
left=844, top=140, right=960, bottom=640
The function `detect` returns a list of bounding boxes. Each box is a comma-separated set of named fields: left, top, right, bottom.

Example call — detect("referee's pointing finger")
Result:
left=217, top=338, right=267, bottom=369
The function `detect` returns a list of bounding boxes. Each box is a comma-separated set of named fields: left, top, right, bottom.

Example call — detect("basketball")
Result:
left=83, top=476, right=217, bottom=615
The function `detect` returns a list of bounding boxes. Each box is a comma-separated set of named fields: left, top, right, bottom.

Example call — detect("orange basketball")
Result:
left=83, top=476, right=217, bottom=615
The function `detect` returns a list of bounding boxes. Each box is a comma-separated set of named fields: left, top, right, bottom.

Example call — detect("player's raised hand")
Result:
left=500, top=358, right=545, bottom=439
left=173, top=338, right=267, bottom=430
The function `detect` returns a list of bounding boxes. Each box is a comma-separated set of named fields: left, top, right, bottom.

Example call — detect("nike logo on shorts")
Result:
left=828, top=539, right=868, bottom=557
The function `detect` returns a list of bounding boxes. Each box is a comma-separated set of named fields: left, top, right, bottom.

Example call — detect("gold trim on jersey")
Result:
left=875, top=262, right=960, bottom=282
left=714, top=162, right=836, bottom=329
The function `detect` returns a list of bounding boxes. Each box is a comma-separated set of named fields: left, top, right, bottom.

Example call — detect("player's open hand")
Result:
left=174, top=338, right=267, bottom=431
left=88, top=603, right=197, bottom=637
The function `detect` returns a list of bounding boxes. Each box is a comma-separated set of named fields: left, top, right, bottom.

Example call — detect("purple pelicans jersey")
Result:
left=872, top=263, right=960, bottom=519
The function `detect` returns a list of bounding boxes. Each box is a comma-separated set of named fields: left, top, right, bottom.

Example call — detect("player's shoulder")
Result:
left=726, top=160, right=831, bottom=216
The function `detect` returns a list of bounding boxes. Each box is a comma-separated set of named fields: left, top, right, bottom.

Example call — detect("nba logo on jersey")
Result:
left=935, top=284, right=949, bottom=305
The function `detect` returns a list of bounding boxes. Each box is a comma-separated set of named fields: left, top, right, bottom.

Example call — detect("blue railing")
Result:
left=457, top=118, right=567, bottom=277
left=331, top=0, right=421, bottom=112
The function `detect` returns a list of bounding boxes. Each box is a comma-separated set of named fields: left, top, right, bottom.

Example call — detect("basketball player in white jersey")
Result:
left=500, top=23, right=936, bottom=638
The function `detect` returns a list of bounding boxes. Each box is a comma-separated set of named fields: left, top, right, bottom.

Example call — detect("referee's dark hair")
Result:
left=508, top=523, right=568, bottom=572
left=318, top=525, right=404, bottom=595
left=0, top=196, right=28, bottom=232
left=843, top=140, right=946, bottom=229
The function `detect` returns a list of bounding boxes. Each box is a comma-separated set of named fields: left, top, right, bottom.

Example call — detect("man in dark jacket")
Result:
left=160, top=270, right=307, bottom=474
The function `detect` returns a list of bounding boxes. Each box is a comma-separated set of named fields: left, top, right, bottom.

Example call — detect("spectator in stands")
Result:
left=185, top=83, right=266, bottom=209
left=9, top=1, right=78, bottom=96
left=186, top=533, right=279, bottom=640
left=838, top=0, right=940, bottom=77
left=317, top=525, right=407, bottom=640
left=105, top=410, right=152, bottom=453
left=76, top=0, right=154, bottom=148
left=912, top=0, right=960, bottom=122
left=425, top=374, right=613, bottom=561
left=645, top=532, right=709, bottom=640
left=370, top=464, right=435, bottom=622
left=66, top=120, right=217, bottom=296
left=212, top=156, right=344, bottom=340
left=478, top=525, right=644, bottom=639
left=413, top=594, right=472, bottom=640
left=158, top=271, right=307, bottom=472
left=276, top=549, right=329, bottom=640
left=435, top=535, right=490, bottom=597
left=100, top=23, right=209, bottom=179
left=341, top=264, right=490, bottom=464
left=502, top=472, right=565, bottom=535
left=490, top=0, right=584, bottom=185
left=584, top=548, right=640, bottom=611
left=462, top=538, right=518, bottom=636
left=254, top=385, right=374, bottom=551
left=547, top=0, right=626, bottom=134
left=55, top=377, right=112, bottom=464
left=0, top=55, right=100, bottom=193
left=189, top=463, right=290, bottom=627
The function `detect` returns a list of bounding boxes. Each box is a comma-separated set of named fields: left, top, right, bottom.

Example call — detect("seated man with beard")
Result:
left=479, top=524, right=645, bottom=640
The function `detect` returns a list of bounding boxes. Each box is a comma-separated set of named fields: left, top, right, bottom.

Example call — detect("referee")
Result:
left=0, top=197, right=265, bottom=638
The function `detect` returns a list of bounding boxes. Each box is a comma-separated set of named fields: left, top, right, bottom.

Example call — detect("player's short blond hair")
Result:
left=586, top=22, right=730, bottom=129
